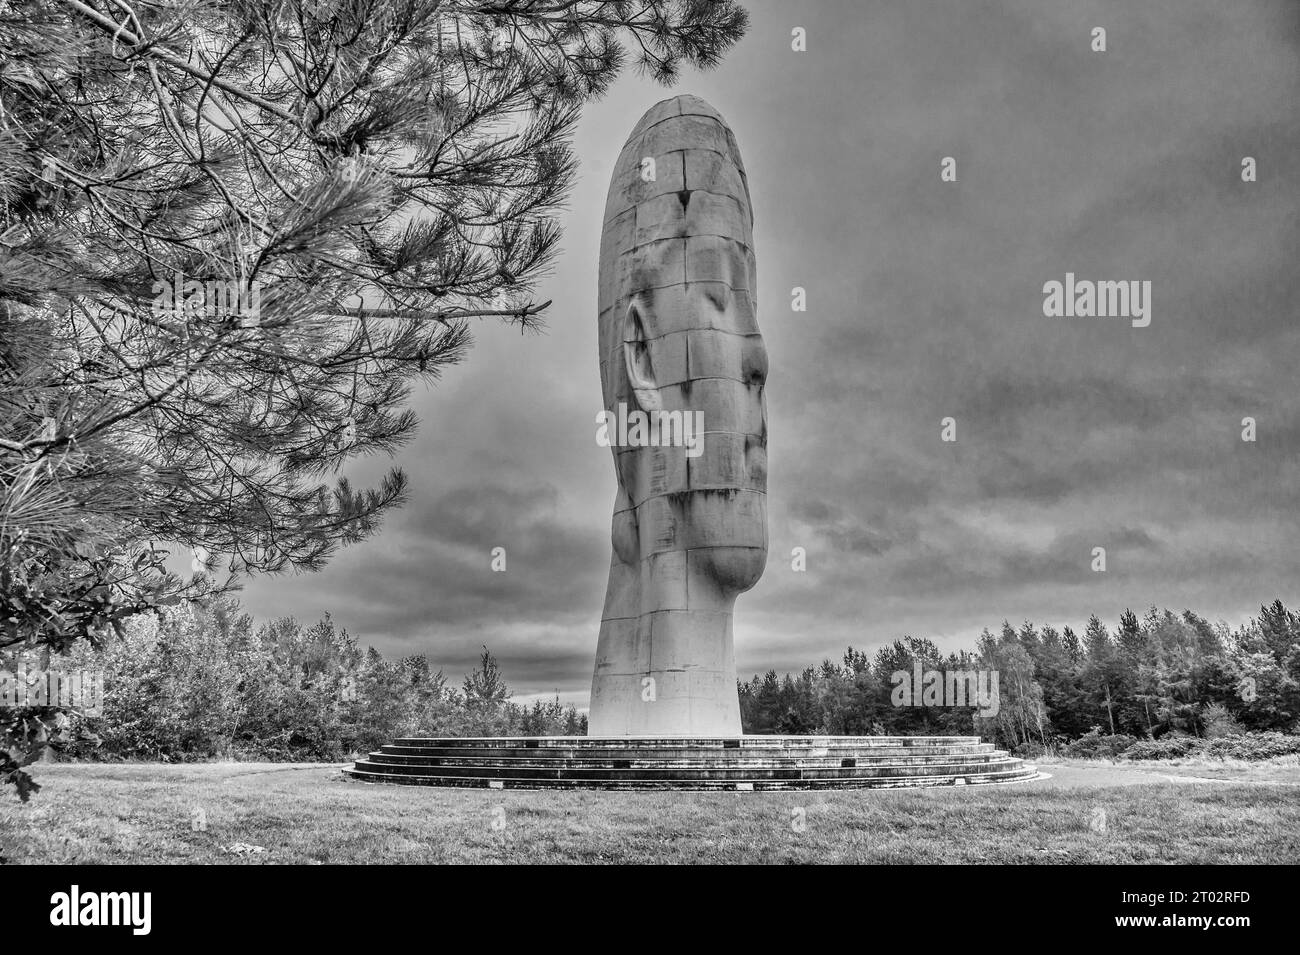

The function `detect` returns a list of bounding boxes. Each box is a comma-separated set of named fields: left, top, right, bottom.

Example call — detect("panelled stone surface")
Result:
left=590, top=95, right=766, bottom=737
left=346, top=736, right=1041, bottom=790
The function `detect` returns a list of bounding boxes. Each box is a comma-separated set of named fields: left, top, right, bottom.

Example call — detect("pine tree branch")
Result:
left=334, top=300, right=551, bottom=325
left=54, top=0, right=299, bottom=124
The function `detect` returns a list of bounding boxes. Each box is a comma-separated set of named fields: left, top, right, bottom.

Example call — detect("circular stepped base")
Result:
left=346, top=736, right=1039, bottom=790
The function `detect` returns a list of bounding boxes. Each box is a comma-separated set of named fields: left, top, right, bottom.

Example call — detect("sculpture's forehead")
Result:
left=602, top=95, right=752, bottom=230
left=598, top=95, right=755, bottom=321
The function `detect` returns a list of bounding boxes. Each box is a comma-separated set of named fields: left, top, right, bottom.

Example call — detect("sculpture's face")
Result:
left=598, top=97, right=768, bottom=596
left=624, top=265, right=768, bottom=593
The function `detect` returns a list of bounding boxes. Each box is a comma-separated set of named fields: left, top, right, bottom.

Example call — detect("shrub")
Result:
left=1123, top=735, right=1200, bottom=760
left=1014, top=740, right=1048, bottom=758
left=1201, top=732, right=1300, bottom=760
left=1062, top=728, right=1136, bottom=759
left=1201, top=703, right=1245, bottom=739
left=1119, top=731, right=1300, bottom=761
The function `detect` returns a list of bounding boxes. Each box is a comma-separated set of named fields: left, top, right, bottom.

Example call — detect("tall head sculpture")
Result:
left=590, top=95, right=767, bottom=737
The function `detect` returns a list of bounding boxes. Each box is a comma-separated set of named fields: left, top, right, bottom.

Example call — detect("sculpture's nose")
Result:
left=742, top=334, right=767, bottom=386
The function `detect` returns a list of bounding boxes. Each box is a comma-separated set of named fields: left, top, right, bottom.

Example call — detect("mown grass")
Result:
left=1037, top=754, right=1300, bottom=783
left=2, top=761, right=1297, bottom=864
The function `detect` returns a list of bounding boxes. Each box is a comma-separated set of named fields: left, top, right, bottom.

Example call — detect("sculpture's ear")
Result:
left=623, top=300, right=662, bottom=411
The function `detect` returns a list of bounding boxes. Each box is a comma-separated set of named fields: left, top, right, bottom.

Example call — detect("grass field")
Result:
left=2, top=760, right=1298, bottom=864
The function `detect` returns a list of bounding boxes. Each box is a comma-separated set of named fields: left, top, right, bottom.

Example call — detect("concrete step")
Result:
left=345, top=764, right=1039, bottom=791
left=349, top=758, right=1030, bottom=780
left=346, top=735, right=1040, bottom=790
left=363, top=752, right=1008, bottom=769
left=378, top=743, right=998, bottom=760
left=392, top=736, right=983, bottom=749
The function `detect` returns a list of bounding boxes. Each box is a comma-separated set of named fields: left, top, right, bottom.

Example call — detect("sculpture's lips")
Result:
left=746, top=443, right=768, bottom=491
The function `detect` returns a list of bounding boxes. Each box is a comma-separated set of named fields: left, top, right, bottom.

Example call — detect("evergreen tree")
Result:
left=0, top=0, right=747, bottom=797
left=1061, top=626, right=1084, bottom=665
left=1081, top=615, right=1121, bottom=734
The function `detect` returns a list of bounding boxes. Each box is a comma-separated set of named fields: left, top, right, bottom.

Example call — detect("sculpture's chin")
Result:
left=696, top=544, right=768, bottom=595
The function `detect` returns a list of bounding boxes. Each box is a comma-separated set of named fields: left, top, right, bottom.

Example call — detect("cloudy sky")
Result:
left=238, top=0, right=1300, bottom=707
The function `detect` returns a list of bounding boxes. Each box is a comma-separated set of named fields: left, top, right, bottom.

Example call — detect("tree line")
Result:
left=739, top=600, right=1300, bottom=754
left=10, top=598, right=584, bottom=766
left=7, top=596, right=1296, bottom=797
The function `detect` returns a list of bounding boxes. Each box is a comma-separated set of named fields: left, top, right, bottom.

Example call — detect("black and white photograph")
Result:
left=1, top=0, right=1295, bottom=923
